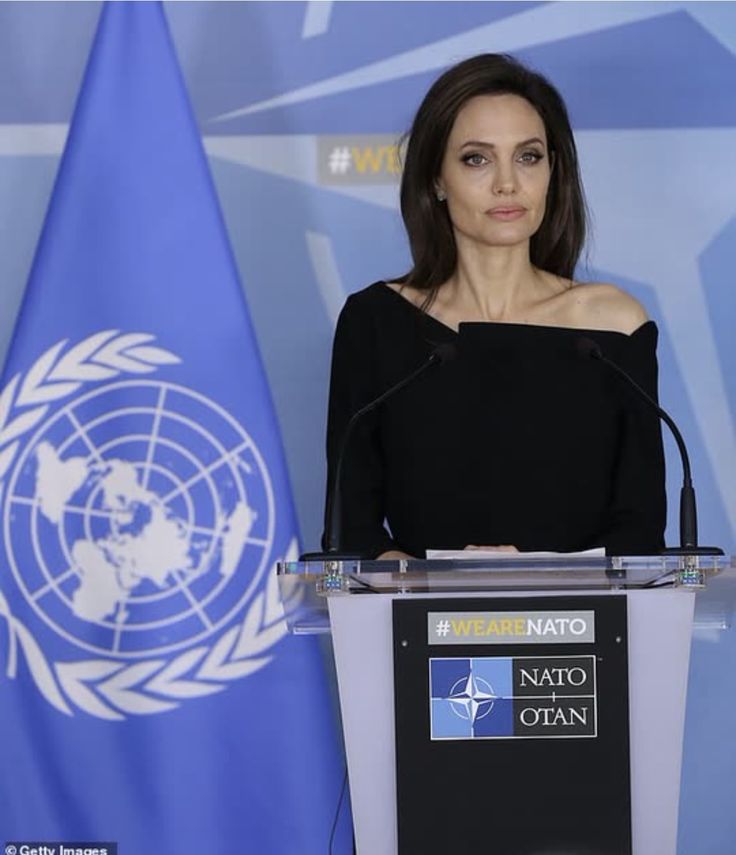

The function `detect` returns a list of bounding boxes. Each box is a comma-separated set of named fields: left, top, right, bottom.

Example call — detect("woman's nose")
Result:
left=492, top=164, right=517, bottom=195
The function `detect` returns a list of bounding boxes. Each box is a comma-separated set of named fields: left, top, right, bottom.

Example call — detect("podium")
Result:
left=278, top=555, right=734, bottom=855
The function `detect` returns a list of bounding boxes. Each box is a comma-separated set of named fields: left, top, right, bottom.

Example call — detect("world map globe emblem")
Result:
left=3, top=379, right=275, bottom=659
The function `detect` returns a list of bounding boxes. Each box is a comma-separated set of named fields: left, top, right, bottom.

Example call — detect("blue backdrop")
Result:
left=0, top=3, right=734, bottom=853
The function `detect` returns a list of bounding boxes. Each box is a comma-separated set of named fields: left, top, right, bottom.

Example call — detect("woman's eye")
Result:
left=462, top=153, right=487, bottom=167
left=518, top=150, right=544, bottom=164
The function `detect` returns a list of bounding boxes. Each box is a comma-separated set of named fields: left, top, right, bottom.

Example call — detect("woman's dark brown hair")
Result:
left=399, top=54, right=586, bottom=298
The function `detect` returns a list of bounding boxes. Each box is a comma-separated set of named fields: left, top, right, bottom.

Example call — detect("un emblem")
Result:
left=0, top=332, right=295, bottom=719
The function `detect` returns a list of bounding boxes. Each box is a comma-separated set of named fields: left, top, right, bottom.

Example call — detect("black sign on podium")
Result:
left=393, top=595, right=631, bottom=855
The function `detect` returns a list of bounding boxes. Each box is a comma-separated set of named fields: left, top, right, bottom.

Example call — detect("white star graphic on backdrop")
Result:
left=302, top=1, right=333, bottom=39
left=2, top=2, right=733, bottom=541
left=578, top=129, right=736, bottom=539
left=213, top=2, right=684, bottom=123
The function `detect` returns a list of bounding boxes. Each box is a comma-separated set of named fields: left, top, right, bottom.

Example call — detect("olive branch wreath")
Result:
left=0, top=331, right=300, bottom=720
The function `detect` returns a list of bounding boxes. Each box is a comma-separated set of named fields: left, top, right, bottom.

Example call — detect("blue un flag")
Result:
left=0, top=4, right=349, bottom=853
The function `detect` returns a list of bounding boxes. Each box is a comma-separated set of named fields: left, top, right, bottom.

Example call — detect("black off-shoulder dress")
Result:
left=323, top=282, right=666, bottom=558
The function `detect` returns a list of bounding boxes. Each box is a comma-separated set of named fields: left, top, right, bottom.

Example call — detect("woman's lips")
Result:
left=487, top=207, right=526, bottom=221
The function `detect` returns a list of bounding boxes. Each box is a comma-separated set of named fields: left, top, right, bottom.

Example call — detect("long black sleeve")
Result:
left=322, top=294, right=397, bottom=557
left=599, top=322, right=667, bottom=554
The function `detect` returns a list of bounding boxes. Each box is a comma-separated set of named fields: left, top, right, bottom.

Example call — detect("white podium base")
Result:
left=329, top=588, right=694, bottom=855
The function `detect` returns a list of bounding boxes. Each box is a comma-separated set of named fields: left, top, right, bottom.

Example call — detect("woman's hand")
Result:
left=377, top=549, right=414, bottom=560
left=464, top=545, right=519, bottom=553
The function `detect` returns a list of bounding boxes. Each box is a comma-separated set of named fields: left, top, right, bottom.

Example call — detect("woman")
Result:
left=323, top=54, right=666, bottom=559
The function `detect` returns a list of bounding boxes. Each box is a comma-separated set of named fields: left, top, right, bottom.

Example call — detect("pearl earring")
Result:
left=435, top=189, right=446, bottom=202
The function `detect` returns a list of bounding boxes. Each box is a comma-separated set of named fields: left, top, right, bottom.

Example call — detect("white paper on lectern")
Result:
left=425, top=547, right=606, bottom=560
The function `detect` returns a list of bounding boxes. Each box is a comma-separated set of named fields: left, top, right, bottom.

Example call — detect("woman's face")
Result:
left=436, top=93, right=552, bottom=253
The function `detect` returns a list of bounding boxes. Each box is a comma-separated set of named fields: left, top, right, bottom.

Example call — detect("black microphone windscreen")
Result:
left=576, top=336, right=603, bottom=361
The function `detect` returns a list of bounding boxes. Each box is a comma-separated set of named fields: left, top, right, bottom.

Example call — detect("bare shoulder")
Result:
left=384, top=280, right=425, bottom=308
left=568, top=282, right=649, bottom=335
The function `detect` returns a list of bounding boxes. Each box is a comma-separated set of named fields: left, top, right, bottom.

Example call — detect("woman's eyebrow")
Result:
left=458, top=137, right=546, bottom=149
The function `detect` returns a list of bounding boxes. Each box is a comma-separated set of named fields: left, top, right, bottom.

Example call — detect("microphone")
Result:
left=301, top=343, right=457, bottom=561
left=577, top=336, right=722, bottom=556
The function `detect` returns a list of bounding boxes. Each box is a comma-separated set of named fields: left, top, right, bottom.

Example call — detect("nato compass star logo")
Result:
left=447, top=672, right=496, bottom=724
left=430, top=656, right=515, bottom=740
left=430, top=655, right=598, bottom=740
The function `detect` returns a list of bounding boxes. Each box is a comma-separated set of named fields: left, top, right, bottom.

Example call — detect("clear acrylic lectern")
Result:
left=278, top=554, right=734, bottom=855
